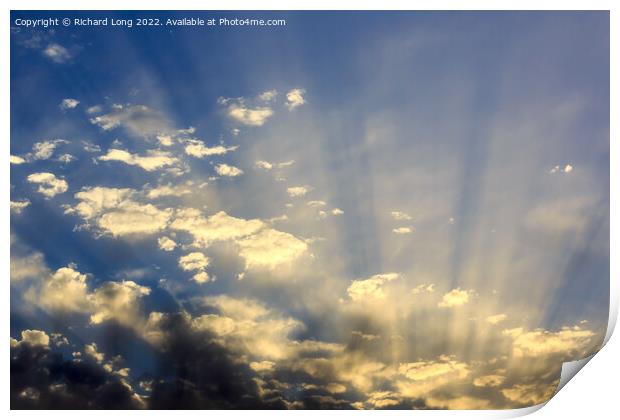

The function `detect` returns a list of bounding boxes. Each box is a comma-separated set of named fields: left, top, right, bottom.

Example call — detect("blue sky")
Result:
left=10, top=11, right=609, bottom=409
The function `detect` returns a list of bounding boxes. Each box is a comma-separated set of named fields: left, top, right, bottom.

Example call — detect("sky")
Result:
left=10, top=11, right=609, bottom=409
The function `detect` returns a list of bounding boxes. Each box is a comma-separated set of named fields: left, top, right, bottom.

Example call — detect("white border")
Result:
left=3, top=1, right=616, bottom=419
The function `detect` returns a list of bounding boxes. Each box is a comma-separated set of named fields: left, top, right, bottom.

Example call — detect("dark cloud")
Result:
left=144, top=313, right=288, bottom=409
left=11, top=340, right=143, bottom=409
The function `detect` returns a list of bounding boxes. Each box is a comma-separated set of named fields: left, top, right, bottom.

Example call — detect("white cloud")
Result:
left=411, top=283, right=435, bottom=295
left=146, top=184, right=191, bottom=199
left=170, top=209, right=308, bottom=271
left=10, top=155, right=26, bottom=164
left=236, top=228, right=309, bottom=270
left=27, top=172, right=68, bottom=198
left=170, top=209, right=264, bottom=247
left=502, top=325, right=596, bottom=358
left=501, top=382, right=557, bottom=406
left=60, top=98, right=80, bottom=110
left=258, top=89, right=278, bottom=102
left=99, top=149, right=178, bottom=171
left=157, top=236, right=177, bottom=251
left=392, top=226, right=414, bottom=235
left=43, top=43, right=71, bottom=63
left=37, top=266, right=90, bottom=313
left=184, top=139, right=238, bottom=158
left=86, top=105, right=103, bottom=115
left=57, top=153, right=76, bottom=164
left=347, top=273, right=399, bottom=302
left=67, top=186, right=171, bottom=237
left=88, top=280, right=150, bottom=326
left=178, top=252, right=210, bottom=271
left=215, top=163, right=244, bottom=177
left=331, top=208, right=344, bottom=216
left=255, top=160, right=295, bottom=170
left=10, top=247, right=49, bottom=282
left=31, top=139, right=68, bottom=160
left=255, top=160, right=273, bottom=170
left=285, top=88, right=306, bottom=110
left=192, top=271, right=212, bottom=284
left=10, top=200, right=30, bottom=214
left=307, top=200, right=326, bottom=208
left=390, top=211, right=412, bottom=221
left=11, top=330, right=50, bottom=348
left=438, top=288, right=471, bottom=308
left=219, top=97, right=274, bottom=126
left=90, top=104, right=171, bottom=138
left=396, top=356, right=471, bottom=399
left=96, top=202, right=171, bottom=237
left=84, top=343, right=105, bottom=363
left=549, top=164, right=574, bottom=174
left=82, top=141, right=102, bottom=153
left=473, top=374, right=506, bottom=387
left=486, top=314, right=507, bottom=325
left=287, top=186, right=311, bottom=198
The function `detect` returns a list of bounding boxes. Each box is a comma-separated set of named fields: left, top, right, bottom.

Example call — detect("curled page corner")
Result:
left=555, top=354, right=596, bottom=394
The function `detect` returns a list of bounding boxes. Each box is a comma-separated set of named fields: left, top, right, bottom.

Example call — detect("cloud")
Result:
left=501, top=382, right=557, bottom=407
left=88, top=280, right=151, bottom=326
left=396, top=356, right=471, bottom=398
left=178, top=251, right=214, bottom=284
left=10, top=155, right=26, bottom=164
left=390, top=211, right=412, bottom=221
left=219, top=97, right=274, bottom=126
left=170, top=209, right=308, bottom=271
left=503, top=325, right=597, bottom=358
left=215, top=163, right=244, bottom=177
left=10, top=200, right=30, bottom=214
left=347, top=273, right=399, bottom=302
left=178, top=252, right=210, bottom=271
left=331, top=208, right=344, bottom=216
left=57, top=153, right=76, bottom=164
left=307, top=200, right=327, bottom=208
left=438, top=288, right=471, bottom=308
left=66, top=186, right=172, bottom=237
left=258, top=89, right=278, bottom=102
left=31, top=139, right=68, bottom=160
left=86, top=105, right=103, bottom=115
left=146, top=184, right=191, bottom=199
left=287, top=186, right=311, bottom=198
left=255, top=160, right=296, bottom=170
left=236, top=228, right=309, bottom=270
left=285, top=88, right=306, bottom=110
left=23, top=263, right=150, bottom=329
left=27, top=172, right=68, bottom=198
left=549, top=164, right=574, bottom=174
left=192, top=271, right=213, bottom=284
left=392, top=227, right=414, bottom=235
left=158, top=236, right=177, bottom=251
left=98, top=149, right=178, bottom=171
left=170, top=209, right=264, bottom=247
left=90, top=104, right=171, bottom=138
left=11, top=330, right=144, bottom=409
left=426, top=396, right=491, bottom=410
left=35, top=266, right=90, bottom=313
left=10, top=243, right=49, bottom=282
left=184, top=140, right=239, bottom=158
left=42, top=43, right=71, bottom=63
left=411, top=283, right=435, bottom=295
left=486, top=313, right=507, bottom=325
left=11, top=330, right=50, bottom=348
left=81, top=141, right=101, bottom=153
left=473, top=374, right=506, bottom=387
left=59, top=98, right=79, bottom=110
